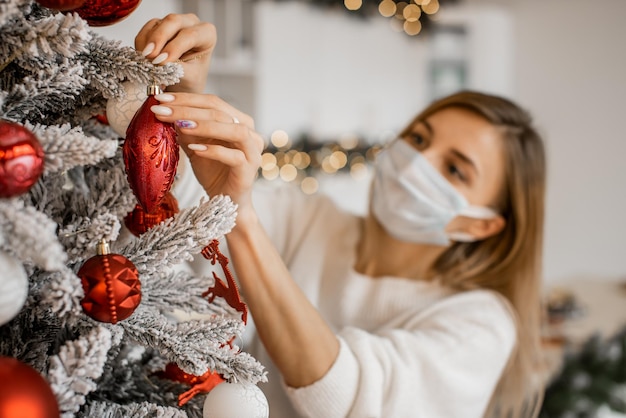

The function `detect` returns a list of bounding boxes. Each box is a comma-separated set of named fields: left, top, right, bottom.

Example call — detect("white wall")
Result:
left=254, top=2, right=431, bottom=141
left=89, top=0, right=181, bottom=46
left=465, top=0, right=626, bottom=283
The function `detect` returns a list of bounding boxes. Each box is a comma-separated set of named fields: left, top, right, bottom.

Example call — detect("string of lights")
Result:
left=259, top=130, right=385, bottom=195
left=267, top=0, right=458, bottom=36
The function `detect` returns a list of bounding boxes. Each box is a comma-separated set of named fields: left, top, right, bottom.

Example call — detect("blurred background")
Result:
left=95, top=0, right=626, bottom=287
left=93, top=0, right=626, bottom=415
left=94, top=0, right=626, bottom=417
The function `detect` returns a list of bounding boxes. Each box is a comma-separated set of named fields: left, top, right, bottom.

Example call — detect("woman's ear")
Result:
left=467, top=215, right=506, bottom=240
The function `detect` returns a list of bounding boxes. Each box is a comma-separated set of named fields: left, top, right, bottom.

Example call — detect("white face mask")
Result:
left=371, top=139, right=499, bottom=246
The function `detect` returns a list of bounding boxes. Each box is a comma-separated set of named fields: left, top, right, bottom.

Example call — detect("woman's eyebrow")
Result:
left=419, top=119, right=434, bottom=135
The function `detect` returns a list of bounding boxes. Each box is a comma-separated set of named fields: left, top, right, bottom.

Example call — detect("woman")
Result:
left=138, top=14, right=546, bottom=418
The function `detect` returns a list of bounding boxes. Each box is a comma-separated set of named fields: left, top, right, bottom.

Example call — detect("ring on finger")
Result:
left=231, top=115, right=240, bottom=124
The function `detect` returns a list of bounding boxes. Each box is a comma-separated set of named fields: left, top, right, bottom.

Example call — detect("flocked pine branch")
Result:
left=118, top=195, right=238, bottom=276
left=0, top=197, right=66, bottom=270
left=27, top=122, right=119, bottom=175
left=119, top=306, right=266, bottom=383
left=48, top=325, right=118, bottom=417
left=79, top=33, right=183, bottom=101
left=40, top=266, right=84, bottom=318
left=141, top=270, right=234, bottom=317
left=0, top=0, right=30, bottom=27
left=79, top=401, right=187, bottom=418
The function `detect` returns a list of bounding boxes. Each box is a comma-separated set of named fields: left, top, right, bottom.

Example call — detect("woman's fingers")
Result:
left=154, top=92, right=254, bottom=129
left=180, top=122, right=264, bottom=164
left=134, top=14, right=215, bottom=64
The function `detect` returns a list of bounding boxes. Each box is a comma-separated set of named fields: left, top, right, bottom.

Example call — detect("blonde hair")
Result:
left=400, top=91, right=547, bottom=417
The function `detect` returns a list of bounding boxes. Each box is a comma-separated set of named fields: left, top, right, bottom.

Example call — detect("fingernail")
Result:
left=141, top=42, right=155, bottom=56
left=155, top=93, right=175, bottom=103
left=176, top=120, right=197, bottom=129
left=188, top=144, right=208, bottom=151
left=152, top=52, right=169, bottom=65
left=150, top=105, right=172, bottom=116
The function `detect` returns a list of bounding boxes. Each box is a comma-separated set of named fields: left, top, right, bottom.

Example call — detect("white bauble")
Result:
left=106, top=81, right=148, bottom=138
left=203, top=383, right=269, bottom=418
left=0, top=251, right=29, bottom=326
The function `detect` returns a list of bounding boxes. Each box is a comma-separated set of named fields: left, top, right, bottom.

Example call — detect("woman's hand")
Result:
left=150, top=92, right=264, bottom=209
left=135, top=13, right=216, bottom=94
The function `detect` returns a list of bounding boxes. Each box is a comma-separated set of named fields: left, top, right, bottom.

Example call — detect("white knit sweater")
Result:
left=174, top=160, right=516, bottom=418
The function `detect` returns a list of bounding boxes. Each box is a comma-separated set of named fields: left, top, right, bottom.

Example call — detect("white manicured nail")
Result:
left=155, top=93, right=175, bottom=103
left=152, top=52, right=168, bottom=64
left=150, top=105, right=172, bottom=116
left=141, top=42, right=155, bottom=56
left=188, top=144, right=208, bottom=151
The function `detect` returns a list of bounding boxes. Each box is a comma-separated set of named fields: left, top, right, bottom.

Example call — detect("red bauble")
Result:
left=0, top=357, right=60, bottom=418
left=78, top=240, right=141, bottom=324
left=124, top=191, right=179, bottom=236
left=123, top=88, right=179, bottom=214
left=74, top=0, right=142, bottom=27
left=36, top=0, right=85, bottom=11
left=0, top=120, right=45, bottom=198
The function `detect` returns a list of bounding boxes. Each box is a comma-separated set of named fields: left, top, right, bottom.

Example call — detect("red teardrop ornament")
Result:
left=123, top=91, right=179, bottom=214
left=124, top=191, right=179, bottom=236
left=74, top=0, right=142, bottom=27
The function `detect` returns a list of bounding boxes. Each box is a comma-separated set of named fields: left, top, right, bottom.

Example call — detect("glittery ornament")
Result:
left=0, top=251, right=28, bottom=326
left=0, top=357, right=60, bottom=418
left=78, top=239, right=141, bottom=324
left=0, top=120, right=45, bottom=198
left=106, top=81, right=147, bottom=138
left=123, top=83, right=179, bottom=214
left=74, top=0, right=142, bottom=27
left=203, top=383, right=268, bottom=418
left=124, top=191, right=179, bottom=236
left=36, top=0, right=85, bottom=11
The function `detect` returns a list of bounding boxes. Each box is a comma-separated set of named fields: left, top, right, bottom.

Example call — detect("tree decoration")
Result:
left=106, top=80, right=148, bottom=138
left=124, top=191, right=179, bottom=236
left=0, top=120, right=45, bottom=198
left=0, top=250, right=29, bottom=326
left=0, top=3, right=265, bottom=416
left=36, top=0, right=86, bottom=11
left=202, top=239, right=248, bottom=324
left=203, top=382, right=269, bottom=418
left=78, top=239, right=141, bottom=324
left=0, top=356, right=60, bottom=418
left=123, top=82, right=179, bottom=214
left=73, top=0, right=142, bottom=27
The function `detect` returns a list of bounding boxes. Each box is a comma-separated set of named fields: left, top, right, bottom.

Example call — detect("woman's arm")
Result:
left=149, top=91, right=340, bottom=388
left=226, top=205, right=340, bottom=387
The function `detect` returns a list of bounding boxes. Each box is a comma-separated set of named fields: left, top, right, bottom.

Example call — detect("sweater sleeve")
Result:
left=285, top=290, right=516, bottom=418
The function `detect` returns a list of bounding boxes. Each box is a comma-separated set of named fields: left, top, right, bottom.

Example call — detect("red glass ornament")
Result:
left=0, top=357, right=60, bottom=418
left=124, top=191, right=179, bottom=236
left=78, top=240, right=141, bottom=324
left=74, top=0, right=142, bottom=27
left=0, top=120, right=45, bottom=198
left=36, top=0, right=85, bottom=11
left=123, top=85, right=179, bottom=214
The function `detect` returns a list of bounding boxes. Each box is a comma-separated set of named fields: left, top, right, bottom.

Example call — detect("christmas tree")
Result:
left=0, top=1, right=266, bottom=417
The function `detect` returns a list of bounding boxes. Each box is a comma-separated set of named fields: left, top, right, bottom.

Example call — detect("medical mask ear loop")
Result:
left=447, top=206, right=501, bottom=242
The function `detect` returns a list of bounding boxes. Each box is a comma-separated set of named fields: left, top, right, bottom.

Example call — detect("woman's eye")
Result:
left=409, top=133, right=426, bottom=147
left=448, top=164, right=466, bottom=182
